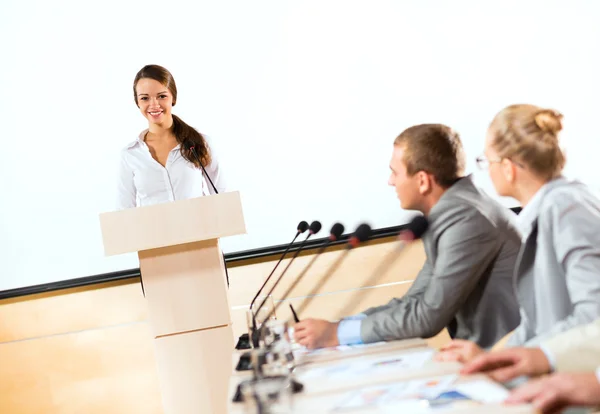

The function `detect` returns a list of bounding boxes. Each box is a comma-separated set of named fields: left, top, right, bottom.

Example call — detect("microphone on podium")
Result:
left=294, top=223, right=373, bottom=318
left=189, top=145, right=219, bottom=195
left=235, top=220, right=309, bottom=350
left=337, top=215, right=429, bottom=317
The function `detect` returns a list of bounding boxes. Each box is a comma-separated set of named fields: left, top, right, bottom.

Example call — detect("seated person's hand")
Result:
left=460, top=347, right=551, bottom=382
left=293, top=318, right=340, bottom=349
left=505, top=372, right=600, bottom=414
left=435, top=339, right=484, bottom=363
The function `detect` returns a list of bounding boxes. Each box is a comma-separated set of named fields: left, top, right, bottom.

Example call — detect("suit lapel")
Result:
left=514, top=220, right=538, bottom=329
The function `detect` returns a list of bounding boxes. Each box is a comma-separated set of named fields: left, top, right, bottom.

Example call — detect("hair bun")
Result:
left=534, top=109, right=563, bottom=135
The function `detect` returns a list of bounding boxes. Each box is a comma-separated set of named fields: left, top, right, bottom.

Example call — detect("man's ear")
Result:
left=416, top=171, right=432, bottom=195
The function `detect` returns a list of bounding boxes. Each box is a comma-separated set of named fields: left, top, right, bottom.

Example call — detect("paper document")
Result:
left=332, top=376, right=512, bottom=412
left=298, top=349, right=435, bottom=381
left=454, top=380, right=510, bottom=403
left=332, top=374, right=458, bottom=411
left=292, top=340, right=387, bottom=359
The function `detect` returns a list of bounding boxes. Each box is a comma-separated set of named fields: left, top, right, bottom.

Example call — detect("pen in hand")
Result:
left=289, top=304, right=300, bottom=323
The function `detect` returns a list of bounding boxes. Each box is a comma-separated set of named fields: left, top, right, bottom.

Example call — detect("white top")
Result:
left=515, top=180, right=550, bottom=240
left=116, top=130, right=226, bottom=210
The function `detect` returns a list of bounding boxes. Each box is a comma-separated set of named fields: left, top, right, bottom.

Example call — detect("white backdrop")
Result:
left=1, top=0, right=599, bottom=291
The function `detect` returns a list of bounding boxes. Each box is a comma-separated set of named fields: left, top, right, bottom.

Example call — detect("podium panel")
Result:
left=99, top=191, right=245, bottom=256
left=139, top=239, right=231, bottom=337
left=154, top=325, right=234, bottom=414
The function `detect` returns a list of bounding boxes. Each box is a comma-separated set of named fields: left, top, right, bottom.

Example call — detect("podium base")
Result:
left=154, top=324, right=233, bottom=414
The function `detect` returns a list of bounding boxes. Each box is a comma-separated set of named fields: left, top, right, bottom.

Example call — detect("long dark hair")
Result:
left=133, top=64, right=211, bottom=167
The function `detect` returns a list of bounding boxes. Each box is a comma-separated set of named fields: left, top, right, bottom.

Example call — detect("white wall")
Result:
left=1, top=0, right=599, bottom=291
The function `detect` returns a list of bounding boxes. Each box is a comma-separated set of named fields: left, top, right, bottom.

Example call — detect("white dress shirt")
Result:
left=116, top=130, right=226, bottom=210
left=514, top=179, right=550, bottom=240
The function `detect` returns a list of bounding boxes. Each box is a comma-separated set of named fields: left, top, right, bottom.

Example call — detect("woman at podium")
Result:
left=116, top=64, right=226, bottom=209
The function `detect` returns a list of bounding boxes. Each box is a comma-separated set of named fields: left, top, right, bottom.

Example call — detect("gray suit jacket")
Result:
left=360, top=176, right=521, bottom=348
left=507, top=177, right=600, bottom=348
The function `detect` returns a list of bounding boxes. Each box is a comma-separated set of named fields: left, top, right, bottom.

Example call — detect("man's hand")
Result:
left=506, top=372, right=600, bottom=414
left=434, top=339, right=484, bottom=363
left=460, top=347, right=551, bottom=382
left=294, top=318, right=340, bottom=349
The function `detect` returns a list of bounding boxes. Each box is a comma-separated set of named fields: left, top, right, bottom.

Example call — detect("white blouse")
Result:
left=116, top=130, right=227, bottom=210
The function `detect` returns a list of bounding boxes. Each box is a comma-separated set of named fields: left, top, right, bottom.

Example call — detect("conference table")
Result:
left=227, top=338, right=537, bottom=413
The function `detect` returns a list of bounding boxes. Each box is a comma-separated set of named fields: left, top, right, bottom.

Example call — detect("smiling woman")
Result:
left=116, top=64, right=227, bottom=210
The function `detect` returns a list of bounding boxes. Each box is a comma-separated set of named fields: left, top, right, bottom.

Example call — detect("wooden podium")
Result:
left=99, top=192, right=246, bottom=414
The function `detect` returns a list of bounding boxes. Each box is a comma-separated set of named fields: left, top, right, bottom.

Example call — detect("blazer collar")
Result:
left=429, top=175, right=475, bottom=217
left=517, top=176, right=567, bottom=238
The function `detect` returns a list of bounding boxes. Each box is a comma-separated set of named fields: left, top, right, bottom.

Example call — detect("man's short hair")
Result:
left=394, top=124, right=466, bottom=188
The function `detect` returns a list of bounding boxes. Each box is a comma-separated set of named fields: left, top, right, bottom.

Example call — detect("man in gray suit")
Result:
left=294, top=124, right=521, bottom=349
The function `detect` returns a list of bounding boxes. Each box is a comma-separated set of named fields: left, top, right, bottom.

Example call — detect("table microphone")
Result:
left=235, top=220, right=322, bottom=370
left=241, top=224, right=369, bottom=375
left=250, top=220, right=321, bottom=346
left=233, top=223, right=347, bottom=401
left=235, top=221, right=310, bottom=350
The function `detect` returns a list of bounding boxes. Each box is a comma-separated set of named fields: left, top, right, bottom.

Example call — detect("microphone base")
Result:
left=291, top=378, right=304, bottom=393
left=235, top=333, right=251, bottom=350
left=235, top=351, right=252, bottom=371
left=231, top=376, right=304, bottom=403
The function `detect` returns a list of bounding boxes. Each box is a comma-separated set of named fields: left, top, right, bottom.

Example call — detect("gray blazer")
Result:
left=360, top=176, right=521, bottom=349
left=507, top=177, right=600, bottom=347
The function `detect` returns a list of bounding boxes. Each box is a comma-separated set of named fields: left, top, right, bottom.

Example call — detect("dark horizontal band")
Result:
left=0, top=207, right=520, bottom=300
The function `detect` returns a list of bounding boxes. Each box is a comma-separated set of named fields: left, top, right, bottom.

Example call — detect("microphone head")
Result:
left=400, top=215, right=429, bottom=241
left=407, top=215, right=429, bottom=239
left=329, top=223, right=345, bottom=241
left=297, top=221, right=309, bottom=233
left=348, top=223, right=372, bottom=248
left=309, top=220, right=322, bottom=234
left=187, top=144, right=200, bottom=158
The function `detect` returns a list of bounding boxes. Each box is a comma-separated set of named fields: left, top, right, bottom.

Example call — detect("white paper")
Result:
left=298, top=349, right=435, bottom=381
left=292, top=340, right=388, bottom=360
left=331, top=374, right=458, bottom=411
left=454, top=380, right=510, bottom=403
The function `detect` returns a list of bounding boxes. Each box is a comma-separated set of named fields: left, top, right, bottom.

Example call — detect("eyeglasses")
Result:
left=475, top=155, right=501, bottom=170
left=475, top=155, right=524, bottom=170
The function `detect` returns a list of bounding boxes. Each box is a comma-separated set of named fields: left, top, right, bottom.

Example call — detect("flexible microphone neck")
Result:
left=262, top=234, right=337, bottom=323
left=189, top=146, right=219, bottom=194
left=252, top=221, right=322, bottom=328
left=294, top=224, right=372, bottom=318
left=253, top=234, right=311, bottom=324
left=293, top=247, right=350, bottom=318
left=337, top=215, right=429, bottom=317
left=249, top=231, right=301, bottom=316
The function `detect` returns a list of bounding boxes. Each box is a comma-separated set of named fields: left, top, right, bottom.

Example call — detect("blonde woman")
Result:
left=437, top=104, right=600, bottom=362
